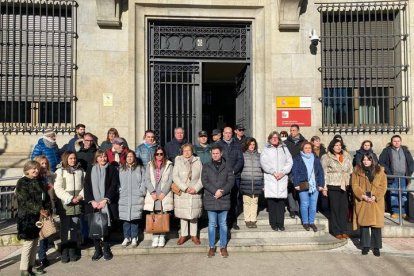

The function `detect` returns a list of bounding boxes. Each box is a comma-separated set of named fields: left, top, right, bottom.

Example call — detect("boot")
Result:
left=61, top=244, right=70, bottom=263
left=91, top=240, right=103, bottom=261
left=69, top=243, right=80, bottom=262
left=103, top=242, right=113, bottom=261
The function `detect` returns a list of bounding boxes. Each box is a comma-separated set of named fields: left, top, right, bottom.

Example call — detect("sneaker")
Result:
left=122, top=238, right=131, bottom=247
left=158, top=235, right=166, bottom=247
left=30, top=266, right=45, bottom=275
left=131, top=238, right=138, bottom=248
left=152, top=235, right=159, bottom=248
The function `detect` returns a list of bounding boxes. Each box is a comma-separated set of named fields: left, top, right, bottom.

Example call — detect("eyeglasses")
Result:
left=238, top=129, right=245, bottom=131
left=156, top=153, right=164, bottom=156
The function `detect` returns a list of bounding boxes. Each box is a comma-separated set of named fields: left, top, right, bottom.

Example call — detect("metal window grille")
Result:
left=0, top=0, right=78, bottom=134
left=318, top=1, right=409, bottom=133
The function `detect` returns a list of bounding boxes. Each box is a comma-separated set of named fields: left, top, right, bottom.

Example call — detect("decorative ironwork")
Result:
left=149, top=21, right=250, bottom=60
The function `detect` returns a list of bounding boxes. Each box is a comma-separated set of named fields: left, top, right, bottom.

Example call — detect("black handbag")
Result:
left=88, top=211, right=108, bottom=239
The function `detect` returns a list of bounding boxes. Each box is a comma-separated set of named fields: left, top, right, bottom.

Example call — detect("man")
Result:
left=211, top=129, right=222, bottom=144
left=194, top=130, right=212, bottom=164
left=135, top=130, right=158, bottom=167
left=216, top=127, right=244, bottom=230
left=165, top=127, right=186, bottom=163
left=106, top=137, right=128, bottom=166
left=31, top=128, right=60, bottom=172
left=63, top=124, right=86, bottom=152
left=234, top=124, right=248, bottom=147
left=379, top=135, right=414, bottom=219
left=76, top=132, right=98, bottom=171
left=284, top=124, right=306, bottom=218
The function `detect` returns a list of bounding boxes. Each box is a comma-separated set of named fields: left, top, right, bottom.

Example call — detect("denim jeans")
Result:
left=299, top=190, right=319, bottom=224
left=37, top=238, right=49, bottom=261
left=123, top=220, right=139, bottom=239
left=207, top=211, right=228, bottom=248
left=390, top=177, right=407, bottom=214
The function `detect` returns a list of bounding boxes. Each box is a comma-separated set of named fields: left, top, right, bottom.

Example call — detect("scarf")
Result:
left=212, top=159, right=222, bottom=170
left=301, top=152, right=317, bottom=193
left=42, top=135, right=57, bottom=148
left=183, top=156, right=193, bottom=181
left=291, top=136, right=301, bottom=144
left=91, top=163, right=111, bottom=226
left=363, top=167, right=374, bottom=183
left=112, top=147, right=120, bottom=164
left=156, top=160, right=163, bottom=182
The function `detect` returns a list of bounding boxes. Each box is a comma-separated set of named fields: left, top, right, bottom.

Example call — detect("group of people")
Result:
left=15, top=123, right=414, bottom=275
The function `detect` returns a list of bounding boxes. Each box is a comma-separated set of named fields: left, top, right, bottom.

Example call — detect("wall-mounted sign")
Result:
left=103, top=93, right=113, bottom=107
left=277, top=109, right=311, bottom=127
left=276, top=96, right=312, bottom=108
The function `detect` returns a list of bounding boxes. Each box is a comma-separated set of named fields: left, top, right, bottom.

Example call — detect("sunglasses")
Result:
left=156, top=153, right=164, bottom=156
left=238, top=129, right=245, bottom=131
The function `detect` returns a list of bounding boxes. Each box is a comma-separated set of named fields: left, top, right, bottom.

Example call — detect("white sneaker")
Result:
left=158, top=235, right=165, bottom=247
left=131, top=237, right=138, bottom=248
left=152, top=235, right=159, bottom=248
left=122, top=238, right=131, bottom=247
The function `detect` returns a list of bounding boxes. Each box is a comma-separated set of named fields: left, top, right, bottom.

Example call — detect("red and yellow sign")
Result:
left=277, top=109, right=311, bottom=127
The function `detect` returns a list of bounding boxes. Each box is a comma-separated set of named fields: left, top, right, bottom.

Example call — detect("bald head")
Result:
left=223, top=127, right=233, bottom=141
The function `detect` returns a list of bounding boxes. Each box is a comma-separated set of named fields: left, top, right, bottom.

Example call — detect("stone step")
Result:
left=237, top=211, right=329, bottom=226
left=81, top=235, right=348, bottom=256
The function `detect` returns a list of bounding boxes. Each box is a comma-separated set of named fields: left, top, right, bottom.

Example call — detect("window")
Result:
left=319, top=1, right=409, bottom=133
left=0, top=0, right=77, bottom=133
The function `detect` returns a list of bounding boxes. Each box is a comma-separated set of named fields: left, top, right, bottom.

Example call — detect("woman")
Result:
left=240, top=138, right=264, bottom=228
left=135, top=130, right=158, bottom=166
left=352, top=153, right=387, bottom=256
left=353, top=140, right=379, bottom=167
left=54, top=151, right=85, bottom=263
left=202, top=145, right=235, bottom=258
left=321, top=139, right=353, bottom=240
left=310, top=136, right=327, bottom=158
left=100, top=128, right=129, bottom=151
left=16, top=161, right=50, bottom=276
left=173, top=144, right=203, bottom=245
left=84, top=150, right=119, bottom=261
left=292, top=142, right=325, bottom=232
left=144, top=147, right=173, bottom=248
left=260, top=131, right=293, bottom=231
left=119, top=150, right=146, bottom=248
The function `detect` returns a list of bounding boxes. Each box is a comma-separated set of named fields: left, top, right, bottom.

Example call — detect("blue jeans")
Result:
left=207, top=211, right=228, bottom=248
left=390, top=177, right=407, bottom=214
left=37, top=238, right=49, bottom=261
left=299, top=190, right=319, bottom=224
left=123, top=220, right=139, bottom=239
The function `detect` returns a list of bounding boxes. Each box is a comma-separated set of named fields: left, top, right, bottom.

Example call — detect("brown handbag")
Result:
left=171, top=182, right=182, bottom=196
left=298, top=181, right=309, bottom=192
left=37, top=215, right=58, bottom=240
left=145, top=202, right=170, bottom=233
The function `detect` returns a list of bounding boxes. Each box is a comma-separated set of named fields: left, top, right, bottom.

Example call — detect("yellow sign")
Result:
left=103, top=93, right=113, bottom=107
left=276, top=96, right=311, bottom=108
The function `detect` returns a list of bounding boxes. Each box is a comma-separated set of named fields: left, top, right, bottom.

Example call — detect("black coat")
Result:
left=202, top=160, right=235, bottom=211
left=216, top=139, right=244, bottom=178
left=76, top=145, right=97, bottom=172
left=285, top=134, right=306, bottom=158
left=165, top=138, right=186, bottom=163
left=379, top=145, right=414, bottom=184
left=84, top=164, right=120, bottom=220
left=353, top=148, right=378, bottom=167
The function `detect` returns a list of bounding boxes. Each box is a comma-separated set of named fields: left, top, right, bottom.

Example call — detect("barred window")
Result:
left=319, top=1, right=409, bottom=133
left=0, top=0, right=77, bottom=133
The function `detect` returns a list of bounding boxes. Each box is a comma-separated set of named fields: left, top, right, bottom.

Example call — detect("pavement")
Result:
left=1, top=238, right=414, bottom=276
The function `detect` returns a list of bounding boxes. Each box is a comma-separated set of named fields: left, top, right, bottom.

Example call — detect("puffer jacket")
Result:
left=260, top=143, right=293, bottom=198
left=144, top=161, right=174, bottom=211
left=54, top=165, right=85, bottom=216
left=172, top=156, right=203, bottom=219
left=240, top=150, right=264, bottom=195
left=321, top=151, right=353, bottom=191
left=118, top=165, right=146, bottom=221
left=135, top=142, right=158, bottom=166
left=31, top=138, right=61, bottom=172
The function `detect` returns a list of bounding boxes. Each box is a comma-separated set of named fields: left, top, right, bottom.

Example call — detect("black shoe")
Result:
left=373, top=248, right=380, bottom=257
left=103, top=246, right=113, bottom=261
left=61, top=248, right=70, bottom=263
left=39, top=258, right=50, bottom=268
left=69, top=248, right=80, bottom=262
left=303, top=224, right=310, bottom=231
left=271, top=226, right=279, bottom=231
left=232, top=224, right=240, bottom=230
left=362, top=247, right=369, bottom=255
left=289, top=211, right=295, bottom=219
left=278, top=226, right=285, bottom=231
left=91, top=250, right=103, bottom=261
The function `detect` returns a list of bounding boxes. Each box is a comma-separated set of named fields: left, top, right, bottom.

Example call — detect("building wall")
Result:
left=1, top=0, right=413, bottom=157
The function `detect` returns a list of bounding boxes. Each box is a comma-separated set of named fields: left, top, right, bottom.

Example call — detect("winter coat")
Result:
left=31, top=138, right=61, bottom=172
left=291, top=154, right=325, bottom=189
left=165, top=138, right=186, bottom=163
left=240, top=151, right=264, bottom=195
left=352, top=166, right=387, bottom=230
left=135, top=142, right=158, bottom=166
left=172, top=156, right=203, bottom=219
left=106, top=147, right=129, bottom=167
left=15, top=176, right=50, bottom=240
left=285, top=134, right=306, bottom=158
left=75, top=139, right=98, bottom=172
left=321, top=151, right=353, bottom=191
left=194, top=144, right=212, bottom=164
left=216, top=139, right=244, bottom=177
left=100, top=138, right=129, bottom=151
left=353, top=148, right=379, bottom=167
left=379, top=145, right=414, bottom=184
left=144, top=161, right=174, bottom=212
left=118, top=166, right=147, bottom=221
left=54, top=166, right=85, bottom=216
left=313, top=145, right=327, bottom=158
left=84, top=164, right=120, bottom=221
left=202, top=159, right=235, bottom=211
left=260, top=143, right=293, bottom=198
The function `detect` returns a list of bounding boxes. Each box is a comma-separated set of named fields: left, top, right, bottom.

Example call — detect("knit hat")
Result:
left=44, top=128, right=55, bottom=136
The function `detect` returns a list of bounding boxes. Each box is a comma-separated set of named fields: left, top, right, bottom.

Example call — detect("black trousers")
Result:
left=328, top=186, right=348, bottom=236
left=267, top=198, right=286, bottom=228
left=229, top=178, right=243, bottom=226
left=360, top=227, right=382, bottom=249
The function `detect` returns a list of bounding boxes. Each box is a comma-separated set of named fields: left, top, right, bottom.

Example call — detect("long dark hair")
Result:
left=327, top=138, right=344, bottom=155
left=359, top=152, right=381, bottom=174
left=150, top=147, right=167, bottom=168
left=121, top=150, right=140, bottom=171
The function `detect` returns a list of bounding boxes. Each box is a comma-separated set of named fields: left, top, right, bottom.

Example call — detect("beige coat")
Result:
left=144, top=161, right=174, bottom=212
left=173, top=156, right=203, bottom=219
left=352, top=166, right=387, bottom=230
left=321, top=151, right=353, bottom=191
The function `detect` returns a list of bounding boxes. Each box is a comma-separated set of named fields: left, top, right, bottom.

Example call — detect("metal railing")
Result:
left=386, top=175, right=414, bottom=226
left=0, top=176, right=19, bottom=220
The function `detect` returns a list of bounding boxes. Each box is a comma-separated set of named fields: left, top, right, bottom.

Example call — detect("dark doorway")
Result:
left=202, top=62, right=248, bottom=136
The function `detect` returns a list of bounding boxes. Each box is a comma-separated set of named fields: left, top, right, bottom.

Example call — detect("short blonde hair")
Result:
left=23, top=160, right=41, bottom=175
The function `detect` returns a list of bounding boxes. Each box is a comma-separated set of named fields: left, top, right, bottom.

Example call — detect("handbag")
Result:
left=145, top=202, right=170, bottom=233
left=171, top=182, right=182, bottom=196
left=298, top=181, right=309, bottom=191
left=37, top=215, right=57, bottom=240
left=88, top=211, right=109, bottom=239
